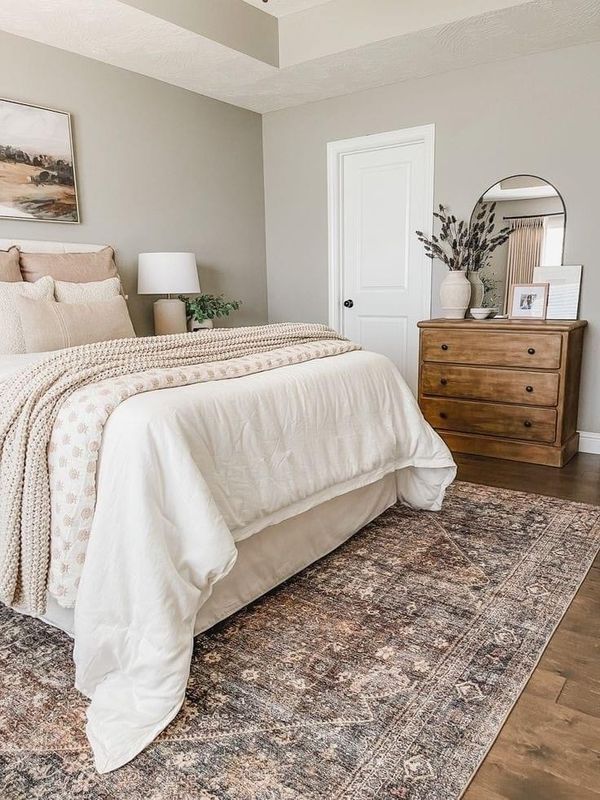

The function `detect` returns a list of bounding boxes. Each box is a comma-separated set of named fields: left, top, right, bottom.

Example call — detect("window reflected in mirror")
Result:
left=471, top=175, right=566, bottom=314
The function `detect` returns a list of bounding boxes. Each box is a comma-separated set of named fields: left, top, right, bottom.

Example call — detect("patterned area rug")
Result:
left=1, top=482, right=599, bottom=800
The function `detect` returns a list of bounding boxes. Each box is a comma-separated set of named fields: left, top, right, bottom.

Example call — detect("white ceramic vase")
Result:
left=440, top=270, right=471, bottom=319
left=188, top=318, right=214, bottom=332
left=467, top=270, right=485, bottom=309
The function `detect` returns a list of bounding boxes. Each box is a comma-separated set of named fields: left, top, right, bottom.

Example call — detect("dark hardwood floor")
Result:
left=455, top=451, right=600, bottom=506
left=458, top=453, right=600, bottom=800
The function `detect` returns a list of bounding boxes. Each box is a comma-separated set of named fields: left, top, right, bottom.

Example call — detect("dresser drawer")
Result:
left=421, top=329, right=562, bottom=369
left=420, top=364, right=560, bottom=407
left=421, top=398, right=557, bottom=443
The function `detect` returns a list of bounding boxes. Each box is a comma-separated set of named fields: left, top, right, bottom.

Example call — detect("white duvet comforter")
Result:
left=9, top=349, right=456, bottom=772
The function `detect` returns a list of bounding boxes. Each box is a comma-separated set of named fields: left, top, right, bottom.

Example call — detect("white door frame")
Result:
left=327, top=124, right=435, bottom=333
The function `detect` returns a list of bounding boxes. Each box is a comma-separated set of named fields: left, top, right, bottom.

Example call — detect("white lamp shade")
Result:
left=137, top=252, right=201, bottom=295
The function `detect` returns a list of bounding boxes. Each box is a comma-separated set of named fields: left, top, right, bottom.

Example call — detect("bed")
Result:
left=0, top=240, right=456, bottom=773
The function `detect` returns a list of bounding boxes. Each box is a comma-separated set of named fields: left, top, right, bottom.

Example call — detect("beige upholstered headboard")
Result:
left=0, top=239, right=107, bottom=254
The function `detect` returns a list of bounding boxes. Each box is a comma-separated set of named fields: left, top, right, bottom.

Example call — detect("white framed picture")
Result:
left=509, top=283, right=549, bottom=320
left=533, top=265, right=582, bottom=320
left=0, top=97, right=80, bottom=223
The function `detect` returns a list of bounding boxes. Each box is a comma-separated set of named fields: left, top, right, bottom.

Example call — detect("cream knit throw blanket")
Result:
left=0, top=323, right=357, bottom=615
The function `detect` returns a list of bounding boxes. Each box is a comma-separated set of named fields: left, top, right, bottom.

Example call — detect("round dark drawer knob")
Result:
left=525, top=385, right=534, bottom=393
left=527, top=347, right=536, bottom=355
left=439, top=411, right=448, bottom=420
left=441, top=344, right=449, bottom=351
left=440, top=377, right=448, bottom=386
left=524, top=420, right=532, bottom=428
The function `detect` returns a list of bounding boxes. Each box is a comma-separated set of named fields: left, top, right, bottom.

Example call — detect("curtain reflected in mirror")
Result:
left=471, top=175, right=566, bottom=314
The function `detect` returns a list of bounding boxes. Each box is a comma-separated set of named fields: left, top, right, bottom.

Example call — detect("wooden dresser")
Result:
left=417, top=319, right=587, bottom=467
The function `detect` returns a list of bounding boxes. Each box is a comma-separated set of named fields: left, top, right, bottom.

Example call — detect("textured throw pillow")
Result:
left=16, top=295, right=136, bottom=353
left=19, top=246, right=118, bottom=283
left=0, top=247, right=22, bottom=282
left=0, top=277, right=55, bottom=354
left=55, top=276, right=122, bottom=303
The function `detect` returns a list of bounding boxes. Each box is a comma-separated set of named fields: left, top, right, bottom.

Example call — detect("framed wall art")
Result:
left=0, top=98, right=80, bottom=223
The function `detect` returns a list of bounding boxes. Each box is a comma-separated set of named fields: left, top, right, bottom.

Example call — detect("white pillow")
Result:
left=0, top=277, right=55, bottom=354
left=54, top=276, right=121, bottom=303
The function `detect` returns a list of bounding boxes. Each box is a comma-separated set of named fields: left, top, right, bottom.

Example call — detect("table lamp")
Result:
left=138, top=252, right=200, bottom=335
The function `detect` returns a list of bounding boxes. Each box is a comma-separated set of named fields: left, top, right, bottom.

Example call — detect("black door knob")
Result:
left=527, top=347, right=536, bottom=355
left=441, top=344, right=449, bottom=351
left=524, top=420, right=532, bottom=428
left=525, top=385, right=534, bottom=393
left=343, top=299, right=354, bottom=308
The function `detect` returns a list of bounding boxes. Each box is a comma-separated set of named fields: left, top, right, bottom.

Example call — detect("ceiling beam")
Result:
left=279, top=0, right=532, bottom=66
left=120, top=0, right=280, bottom=66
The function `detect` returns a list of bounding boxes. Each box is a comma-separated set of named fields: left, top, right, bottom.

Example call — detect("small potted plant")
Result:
left=179, top=293, right=242, bottom=331
left=416, top=203, right=513, bottom=318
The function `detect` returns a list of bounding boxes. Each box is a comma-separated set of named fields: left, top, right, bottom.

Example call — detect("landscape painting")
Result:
left=0, top=98, right=79, bottom=223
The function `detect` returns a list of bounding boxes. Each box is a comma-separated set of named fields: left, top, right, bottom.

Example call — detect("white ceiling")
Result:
left=0, top=0, right=599, bottom=114
left=242, top=0, right=333, bottom=16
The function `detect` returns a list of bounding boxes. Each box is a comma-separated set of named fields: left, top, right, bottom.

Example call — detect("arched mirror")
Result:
left=470, top=175, right=566, bottom=314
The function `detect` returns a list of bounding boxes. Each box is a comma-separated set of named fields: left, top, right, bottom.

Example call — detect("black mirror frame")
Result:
left=470, top=173, right=567, bottom=266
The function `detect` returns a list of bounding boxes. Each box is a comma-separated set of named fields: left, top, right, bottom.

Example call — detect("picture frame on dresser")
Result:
left=417, top=318, right=587, bottom=467
left=508, top=283, right=549, bottom=320
left=533, top=265, right=583, bottom=320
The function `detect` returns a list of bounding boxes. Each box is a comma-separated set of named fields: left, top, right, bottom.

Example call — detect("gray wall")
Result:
left=263, top=41, right=600, bottom=434
left=0, top=31, right=267, bottom=335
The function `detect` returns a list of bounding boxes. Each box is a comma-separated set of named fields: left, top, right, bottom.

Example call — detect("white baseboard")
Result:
left=578, top=431, right=600, bottom=454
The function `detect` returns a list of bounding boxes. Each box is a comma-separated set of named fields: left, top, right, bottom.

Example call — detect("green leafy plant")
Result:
left=416, top=203, right=513, bottom=272
left=179, top=293, right=242, bottom=324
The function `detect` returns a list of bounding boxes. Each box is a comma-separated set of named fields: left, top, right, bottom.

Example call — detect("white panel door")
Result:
left=329, top=126, right=434, bottom=394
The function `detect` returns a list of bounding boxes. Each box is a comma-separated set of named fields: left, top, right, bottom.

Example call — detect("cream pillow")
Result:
left=19, top=246, right=118, bottom=283
left=0, top=277, right=55, bottom=354
left=55, top=277, right=122, bottom=303
left=16, top=295, right=136, bottom=353
left=0, top=247, right=22, bottom=282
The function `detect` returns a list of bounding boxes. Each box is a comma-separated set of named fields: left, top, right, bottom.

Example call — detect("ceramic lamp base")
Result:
left=153, top=298, right=187, bottom=335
